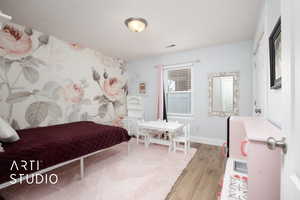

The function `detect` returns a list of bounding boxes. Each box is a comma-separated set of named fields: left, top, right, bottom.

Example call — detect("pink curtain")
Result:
left=156, top=65, right=164, bottom=120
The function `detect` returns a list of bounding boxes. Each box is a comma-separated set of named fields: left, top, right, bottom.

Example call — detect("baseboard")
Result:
left=190, top=136, right=225, bottom=147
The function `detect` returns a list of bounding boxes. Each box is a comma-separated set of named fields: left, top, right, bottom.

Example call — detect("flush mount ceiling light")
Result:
left=125, top=17, right=148, bottom=32
left=0, top=10, right=12, bottom=23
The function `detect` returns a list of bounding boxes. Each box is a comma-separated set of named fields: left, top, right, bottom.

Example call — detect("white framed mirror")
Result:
left=208, top=72, right=240, bottom=117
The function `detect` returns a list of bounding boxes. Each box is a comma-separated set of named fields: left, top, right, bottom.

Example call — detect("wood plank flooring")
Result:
left=166, top=143, right=226, bottom=200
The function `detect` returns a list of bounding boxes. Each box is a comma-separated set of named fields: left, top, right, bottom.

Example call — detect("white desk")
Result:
left=138, top=121, right=184, bottom=151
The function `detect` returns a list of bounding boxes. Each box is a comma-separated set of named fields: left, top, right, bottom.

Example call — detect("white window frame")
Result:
left=163, top=63, right=194, bottom=117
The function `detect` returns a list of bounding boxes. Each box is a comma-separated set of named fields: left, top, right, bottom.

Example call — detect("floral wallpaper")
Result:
left=0, top=23, right=128, bottom=129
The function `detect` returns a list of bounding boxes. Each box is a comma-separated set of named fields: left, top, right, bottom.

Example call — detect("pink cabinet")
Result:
left=226, top=117, right=282, bottom=200
left=229, top=117, right=248, bottom=160
left=247, top=140, right=281, bottom=200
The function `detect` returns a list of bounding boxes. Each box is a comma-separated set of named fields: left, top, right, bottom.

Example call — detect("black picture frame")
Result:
left=269, top=17, right=282, bottom=89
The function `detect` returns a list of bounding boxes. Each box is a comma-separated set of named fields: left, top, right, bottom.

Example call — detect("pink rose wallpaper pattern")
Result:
left=0, top=23, right=128, bottom=129
left=0, top=25, right=33, bottom=58
left=63, top=83, right=85, bottom=103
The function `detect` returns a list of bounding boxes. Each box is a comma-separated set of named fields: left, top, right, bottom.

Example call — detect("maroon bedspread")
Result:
left=0, top=121, right=130, bottom=184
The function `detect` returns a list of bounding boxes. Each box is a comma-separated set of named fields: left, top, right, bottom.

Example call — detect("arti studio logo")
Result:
left=9, top=160, right=58, bottom=184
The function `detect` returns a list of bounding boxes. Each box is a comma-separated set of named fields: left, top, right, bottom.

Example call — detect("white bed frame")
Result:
left=0, top=141, right=131, bottom=190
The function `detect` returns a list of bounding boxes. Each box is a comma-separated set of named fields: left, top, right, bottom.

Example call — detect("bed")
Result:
left=0, top=121, right=131, bottom=189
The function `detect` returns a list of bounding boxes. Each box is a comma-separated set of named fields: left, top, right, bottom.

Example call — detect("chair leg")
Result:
left=184, top=141, right=188, bottom=155
left=173, top=141, right=177, bottom=152
left=146, top=136, right=150, bottom=148
left=144, top=136, right=148, bottom=148
left=168, top=140, right=172, bottom=152
left=136, top=135, right=139, bottom=144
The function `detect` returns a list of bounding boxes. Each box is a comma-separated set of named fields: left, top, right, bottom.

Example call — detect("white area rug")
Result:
left=2, top=140, right=196, bottom=200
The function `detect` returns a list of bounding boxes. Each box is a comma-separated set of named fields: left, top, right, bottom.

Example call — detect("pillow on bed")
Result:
left=0, top=142, right=4, bottom=152
left=0, top=117, right=20, bottom=143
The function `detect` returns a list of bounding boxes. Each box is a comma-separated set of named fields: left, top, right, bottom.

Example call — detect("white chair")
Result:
left=173, top=122, right=191, bottom=154
left=128, top=118, right=150, bottom=147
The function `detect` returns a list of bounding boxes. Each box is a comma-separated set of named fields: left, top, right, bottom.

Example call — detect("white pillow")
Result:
left=0, top=117, right=20, bottom=143
left=0, top=142, right=4, bottom=152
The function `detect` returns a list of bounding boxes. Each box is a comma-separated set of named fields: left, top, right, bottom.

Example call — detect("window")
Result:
left=164, top=66, right=193, bottom=115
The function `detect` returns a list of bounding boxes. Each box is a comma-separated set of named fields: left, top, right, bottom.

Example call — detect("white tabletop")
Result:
left=138, top=121, right=183, bottom=132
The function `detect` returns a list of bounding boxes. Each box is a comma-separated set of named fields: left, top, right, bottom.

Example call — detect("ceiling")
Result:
left=0, top=0, right=262, bottom=61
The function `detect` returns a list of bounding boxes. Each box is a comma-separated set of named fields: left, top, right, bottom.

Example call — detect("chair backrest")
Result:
left=183, top=121, right=191, bottom=139
left=124, top=117, right=144, bottom=136
left=169, top=119, right=190, bottom=138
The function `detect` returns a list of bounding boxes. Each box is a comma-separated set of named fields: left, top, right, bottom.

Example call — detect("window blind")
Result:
left=167, top=68, right=191, bottom=92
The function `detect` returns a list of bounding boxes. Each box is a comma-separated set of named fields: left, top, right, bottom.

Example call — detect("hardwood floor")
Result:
left=166, top=143, right=226, bottom=200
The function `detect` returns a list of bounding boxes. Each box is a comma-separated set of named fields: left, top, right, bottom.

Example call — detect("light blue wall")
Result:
left=127, top=40, right=253, bottom=143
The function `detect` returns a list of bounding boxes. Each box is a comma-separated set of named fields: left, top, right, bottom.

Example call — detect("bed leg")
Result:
left=80, top=158, right=84, bottom=180
left=127, top=141, right=130, bottom=155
